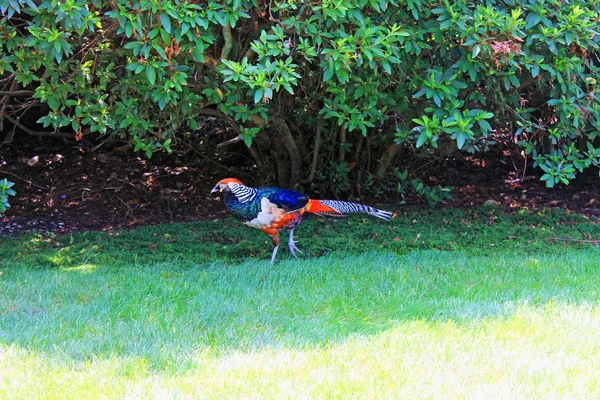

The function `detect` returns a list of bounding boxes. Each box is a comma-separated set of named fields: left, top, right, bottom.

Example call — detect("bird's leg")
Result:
left=288, top=229, right=303, bottom=259
left=270, top=244, right=279, bottom=265
left=267, top=231, right=280, bottom=265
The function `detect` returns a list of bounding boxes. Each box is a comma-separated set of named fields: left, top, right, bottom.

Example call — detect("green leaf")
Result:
left=413, top=88, right=427, bottom=98
left=241, top=134, right=253, bottom=147
left=525, top=13, right=542, bottom=29
left=388, top=56, right=400, bottom=64
left=123, top=41, right=140, bottom=50
left=160, top=13, right=171, bottom=34
left=416, top=132, right=428, bottom=148
left=163, top=139, right=172, bottom=153
left=456, top=133, right=466, bottom=149
left=335, top=66, right=349, bottom=83
left=254, top=87, right=264, bottom=103
left=479, top=120, right=491, bottom=131
left=23, top=0, right=39, bottom=11
left=440, top=20, right=453, bottom=29
left=146, top=65, right=156, bottom=85
left=160, top=28, right=171, bottom=44
left=381, top=60, right=392, bottom=75
left=181, top=22, right=190, bottom=36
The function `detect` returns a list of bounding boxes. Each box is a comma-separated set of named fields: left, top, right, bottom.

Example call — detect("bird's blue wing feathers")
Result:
left=257, top=187, right=309, bottom=211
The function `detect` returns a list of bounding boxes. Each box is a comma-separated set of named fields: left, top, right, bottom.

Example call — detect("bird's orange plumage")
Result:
left=215, top=177, right=242, bottom=186
left=305, top=199, right=343, bottom=216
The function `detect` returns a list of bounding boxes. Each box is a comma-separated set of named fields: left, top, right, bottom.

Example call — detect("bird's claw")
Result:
left=288, top=230, right=303, bottom=259
left=288, top=240, right=303, bottom=259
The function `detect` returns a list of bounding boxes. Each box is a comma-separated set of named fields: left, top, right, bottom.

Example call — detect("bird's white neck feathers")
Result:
left=229, top=182, right=257, bottom=204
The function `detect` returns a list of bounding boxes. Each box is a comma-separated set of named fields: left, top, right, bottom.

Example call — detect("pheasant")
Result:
left=211, top=178, right=395, bottom=263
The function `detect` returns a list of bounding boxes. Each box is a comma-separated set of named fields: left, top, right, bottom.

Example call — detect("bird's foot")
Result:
left=288, top=233, right=303, bottom=259
left=289, top=241, right=303, bottom=259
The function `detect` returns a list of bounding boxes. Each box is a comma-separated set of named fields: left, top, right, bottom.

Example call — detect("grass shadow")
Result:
left=2, top=206, right=598, bottom=269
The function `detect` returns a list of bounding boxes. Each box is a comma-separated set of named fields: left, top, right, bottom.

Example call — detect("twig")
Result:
left=522, top=150, right=528, bottom=183
left=409, top=153, right=447, bottom=175
left=89, top=137, right=113, bottom=152
left=0, top=90, right=34, bottom=96
left=3, top=101, right=36, bottom=144
left=581, top=208, right=600, bottom=213
left=199, top=108, right=241, bottom=134
left=0, top=79, right=18, bottom=132
left=116, top=196, right=133, bottom=218
left=117, top=178, right=143, bottom=189
left=338, top=124, right=347, bottom=164
left=188, top=145, right=232, bottom=172
left=216, top=136, right=241, bottom=148
left=505, top=176, right=535, bottom=184
left=0, top=169, right=49, bottom=190
left=4, top=114, right=75, bottom=139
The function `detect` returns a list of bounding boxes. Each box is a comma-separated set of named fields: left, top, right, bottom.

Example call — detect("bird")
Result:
left=211, top=178, right=396, bottom=263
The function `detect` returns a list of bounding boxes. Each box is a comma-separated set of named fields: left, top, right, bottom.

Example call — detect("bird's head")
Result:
left=211, top=177, right=243, bottom=194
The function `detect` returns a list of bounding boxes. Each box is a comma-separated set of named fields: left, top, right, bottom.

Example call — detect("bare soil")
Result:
left=1, top=139, right=599, bottom=236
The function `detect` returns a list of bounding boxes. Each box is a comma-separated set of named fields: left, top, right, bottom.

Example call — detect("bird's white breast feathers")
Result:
left=245, top=197, right=284, bottom=229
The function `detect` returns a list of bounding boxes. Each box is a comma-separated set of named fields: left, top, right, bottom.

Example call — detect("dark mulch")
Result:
left=1, top=139, right=600, bottom=237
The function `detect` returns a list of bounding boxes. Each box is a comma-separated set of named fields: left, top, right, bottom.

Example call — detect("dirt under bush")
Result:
left=1, top=137, right=599, bottom=236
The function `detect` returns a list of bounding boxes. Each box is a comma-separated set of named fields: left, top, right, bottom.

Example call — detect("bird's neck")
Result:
left=226, top=183, right=257, bottom=205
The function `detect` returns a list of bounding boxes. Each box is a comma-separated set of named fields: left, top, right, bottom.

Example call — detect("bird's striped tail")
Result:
left=306, top=199, right=396, bottom=221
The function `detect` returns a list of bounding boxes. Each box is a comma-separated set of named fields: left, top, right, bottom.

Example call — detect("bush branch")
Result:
left=0, top=90, right=34, bottom=96
left=4, top=114, right=75, bottom=139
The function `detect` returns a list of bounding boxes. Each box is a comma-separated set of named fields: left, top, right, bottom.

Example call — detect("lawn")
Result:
left=1, top=206, right=600, bottom=398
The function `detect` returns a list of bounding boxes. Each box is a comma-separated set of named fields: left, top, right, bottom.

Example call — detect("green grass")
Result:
left=1, top=207, right=600, bottom=398
left=2, top=205, right=599, bottom=267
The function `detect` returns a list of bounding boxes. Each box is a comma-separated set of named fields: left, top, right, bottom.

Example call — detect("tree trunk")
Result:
left=272, top=134, right=290, bottom=188
left=377, top=142, right=399, bottom=176
left=271, top=117, right=302, bottom=189
left=302, top=118, right=322, bottom=184
left=338, top=125, right=347, bottom=163
left=352, top=134, right=365, bottom=195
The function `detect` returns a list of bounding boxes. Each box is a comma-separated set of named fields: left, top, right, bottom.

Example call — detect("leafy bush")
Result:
left=0, top=0, right=599, bottom=196
left=0, top=178, right=16, bottom=216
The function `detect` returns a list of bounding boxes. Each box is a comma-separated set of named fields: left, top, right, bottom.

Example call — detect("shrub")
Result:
left=0, top=0, right=598, bottom=196
left=0, top=178, right=16, bottom=216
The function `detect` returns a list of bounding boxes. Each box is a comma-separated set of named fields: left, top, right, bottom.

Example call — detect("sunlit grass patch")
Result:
left=2, top=299, right=600, bottom=399
left=1, top=207, right=600, bottom=398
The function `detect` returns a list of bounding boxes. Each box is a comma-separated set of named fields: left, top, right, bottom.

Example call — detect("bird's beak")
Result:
left=210, top=186, right=221, bottom=194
